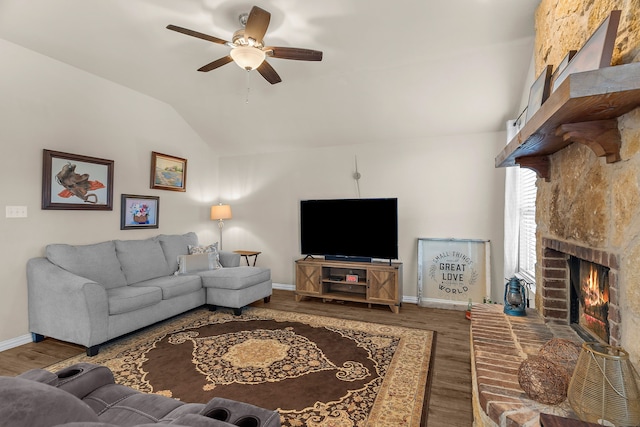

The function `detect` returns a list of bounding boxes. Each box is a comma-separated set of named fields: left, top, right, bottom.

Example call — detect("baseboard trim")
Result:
left=403, top=295, right=418, bottom=304
left=0, top=333, right=32, bottom=352
left=273, top=283, right=294, bottom=291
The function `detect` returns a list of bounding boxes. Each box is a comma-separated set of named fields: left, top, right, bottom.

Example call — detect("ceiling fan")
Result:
left=167, top=5, right=323, bottom=84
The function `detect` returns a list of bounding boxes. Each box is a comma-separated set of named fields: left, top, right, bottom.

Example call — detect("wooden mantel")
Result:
left=495, top=62, right=640, bottom=180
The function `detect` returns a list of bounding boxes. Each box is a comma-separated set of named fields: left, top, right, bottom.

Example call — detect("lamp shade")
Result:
left=210, top=204, right=232, bottom=220
left=568, top=342, right=640, bottom=426
left=230, top=46, right=266, bottom=70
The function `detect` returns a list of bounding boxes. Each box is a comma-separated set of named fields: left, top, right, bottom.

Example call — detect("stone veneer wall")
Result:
left=533, top=0, right=640, bottom=366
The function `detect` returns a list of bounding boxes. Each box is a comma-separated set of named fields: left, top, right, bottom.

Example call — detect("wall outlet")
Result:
left=6, top=206, right=27, bottom=218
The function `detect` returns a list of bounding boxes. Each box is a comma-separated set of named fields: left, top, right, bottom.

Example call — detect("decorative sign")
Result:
left=417, top=238, right=491, bottom=307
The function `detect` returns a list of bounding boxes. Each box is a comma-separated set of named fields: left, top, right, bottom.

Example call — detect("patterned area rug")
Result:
left=47, top=307, right=435, bottom=426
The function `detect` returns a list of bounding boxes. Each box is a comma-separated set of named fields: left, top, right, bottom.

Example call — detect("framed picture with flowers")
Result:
left=120, top=194, right=159, bottom=230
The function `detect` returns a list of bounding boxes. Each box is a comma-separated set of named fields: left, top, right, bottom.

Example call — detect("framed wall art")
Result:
left=551, top=10, right=621, bottom=92
left=120, top=194, right=159, bottom=230
left=150, top=151, right=187, bottom=192
left=417, top=238, right=491, bottom=308
left=550, top=49, right=577, bottom=93
left=525, top=65, right=553, bottom=123
left=42, top=149, right=114, bottom=210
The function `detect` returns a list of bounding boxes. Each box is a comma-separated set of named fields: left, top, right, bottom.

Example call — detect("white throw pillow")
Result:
left=176, top=252, right=221, bottom=274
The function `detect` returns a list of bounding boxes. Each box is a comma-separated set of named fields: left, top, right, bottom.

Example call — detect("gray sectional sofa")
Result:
left=27, top=232, right=272, bottom=356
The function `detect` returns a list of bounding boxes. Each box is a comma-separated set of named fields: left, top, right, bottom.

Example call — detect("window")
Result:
left=517, top=168, right=537, bottom=283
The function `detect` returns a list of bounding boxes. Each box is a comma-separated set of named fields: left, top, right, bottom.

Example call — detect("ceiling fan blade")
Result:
left=166, top=24, right=229, bottom=45
left=244, top=6, right=270, bottom=43
left=257, top=61, right=282, bottom=85
left=265, top=47, right=323, bottom=61
left=198, top=56, right=233, bottom=72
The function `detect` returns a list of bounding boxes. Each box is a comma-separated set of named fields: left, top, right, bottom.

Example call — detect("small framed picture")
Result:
left=550, top=50, right=577, bottom=93
left=121, top=194, right=159, bottom=230
left=150, top=152, right=187, bottom=192
left=42, top=149, right=114, bottom=210
left=525, top=65, right=553, bottom=123
left=551, top=10, right=621, bottom=92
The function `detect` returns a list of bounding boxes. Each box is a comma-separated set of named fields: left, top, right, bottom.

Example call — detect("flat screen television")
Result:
left=300, top=198, right=398, bottom=262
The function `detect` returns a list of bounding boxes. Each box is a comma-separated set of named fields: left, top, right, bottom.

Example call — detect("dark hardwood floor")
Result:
left=0, top=289, right=473, bottom=426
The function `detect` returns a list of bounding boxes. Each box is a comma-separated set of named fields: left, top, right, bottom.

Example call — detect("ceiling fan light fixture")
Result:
left=230, top=46, right=265, bottom=70
left=166, top=5, right=322, bottom=84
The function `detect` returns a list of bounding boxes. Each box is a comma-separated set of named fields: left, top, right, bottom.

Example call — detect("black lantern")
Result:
left=503, top=276, right=527, bottom=316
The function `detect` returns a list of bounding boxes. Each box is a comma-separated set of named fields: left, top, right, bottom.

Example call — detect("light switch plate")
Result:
left=6, top=206, right=27, bottom=218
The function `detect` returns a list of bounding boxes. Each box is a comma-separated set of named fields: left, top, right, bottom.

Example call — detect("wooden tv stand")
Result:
left=295, top=258, right=403, bottom=313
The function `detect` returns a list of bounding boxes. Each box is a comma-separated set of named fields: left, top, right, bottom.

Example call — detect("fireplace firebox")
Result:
left=540, top=238, right=621, bottom=346
left=569, top=256, right=610, bottom=343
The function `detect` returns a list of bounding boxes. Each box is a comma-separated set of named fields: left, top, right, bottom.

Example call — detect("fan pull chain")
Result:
left=245, top=71, right=251, bottom=104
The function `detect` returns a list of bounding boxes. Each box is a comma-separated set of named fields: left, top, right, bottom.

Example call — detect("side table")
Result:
left=233, top=250, right=261, bottom=266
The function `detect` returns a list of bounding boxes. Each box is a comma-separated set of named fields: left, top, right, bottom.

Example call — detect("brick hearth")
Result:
left=470, top=304, right=583, bottom=427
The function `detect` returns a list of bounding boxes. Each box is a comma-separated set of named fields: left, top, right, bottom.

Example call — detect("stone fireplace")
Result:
left=533, top=0, right=640, bottom=368
left=470, top=3, right=640, bottom=426
left=533, top=94, right=640, bottom=368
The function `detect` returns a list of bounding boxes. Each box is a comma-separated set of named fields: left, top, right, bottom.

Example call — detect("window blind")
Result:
left=517, top=168, right=537, bottom=282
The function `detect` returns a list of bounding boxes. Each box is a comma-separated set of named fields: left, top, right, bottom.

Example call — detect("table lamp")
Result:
left=568, top=342, right=640, bottom=426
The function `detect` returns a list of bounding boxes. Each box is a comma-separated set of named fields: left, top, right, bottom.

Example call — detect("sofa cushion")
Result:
left=107, top=286, right=162, bottom=315
left=132, top=275, right=203, bottom=300
left=115, top=238, right=172, bottom=285
left=158, top=232, right=199, bottom=273
left=218, top=251, right=241, bottom=268
left=46, top=241, right=127, bottom=289
left=93, top=389, right=185, bottom=426
left=199, top=267, right=271, bottom=290
left=177, top=253, right=221, bottom=274
left=160, top=403, right=208, bottom=420
left=0, top=376, right=100, bottom=427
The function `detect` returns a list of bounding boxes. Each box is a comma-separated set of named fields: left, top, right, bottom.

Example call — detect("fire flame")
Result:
left=583, top=265, right=608, bottom=312
left=578, top=261, right=610, bottom=342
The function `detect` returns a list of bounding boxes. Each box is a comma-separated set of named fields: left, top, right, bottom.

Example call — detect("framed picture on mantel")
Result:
left=417, top=238, right=491, bottom=308
left=550, top=49, right=577, bottom=93
left=550, top=9, right=621, bottom=92
left=525, top=65, right=553, bottom=123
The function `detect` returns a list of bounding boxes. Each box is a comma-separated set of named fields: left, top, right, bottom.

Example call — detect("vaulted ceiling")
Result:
left=0, top=0, right=540, bottom=156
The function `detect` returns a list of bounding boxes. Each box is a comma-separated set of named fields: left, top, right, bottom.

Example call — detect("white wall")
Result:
left=218, top=134, right=507, bottom=302
left=0, top=38, right=508, bottom=348
left=0, top=40, right=220, bottom=344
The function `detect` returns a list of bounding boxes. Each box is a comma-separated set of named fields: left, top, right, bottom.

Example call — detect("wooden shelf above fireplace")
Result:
left=495, top=62, right=640, bottom=180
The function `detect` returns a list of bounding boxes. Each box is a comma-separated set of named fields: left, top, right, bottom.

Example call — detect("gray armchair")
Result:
left=0, top=363, right=281, bottom=427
